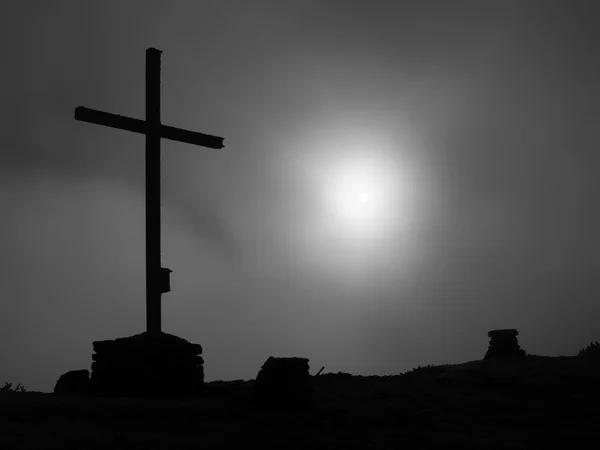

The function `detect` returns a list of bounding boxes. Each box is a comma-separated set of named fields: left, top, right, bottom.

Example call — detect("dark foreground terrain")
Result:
left=2, top=355, right=599, bottom=449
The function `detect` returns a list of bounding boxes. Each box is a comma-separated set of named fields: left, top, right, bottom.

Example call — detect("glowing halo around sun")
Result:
left=321, top=155, right=400, bottom=241
left=294, top=147, right=420, bottom=289
left=273, top=119, right=426, bottom=289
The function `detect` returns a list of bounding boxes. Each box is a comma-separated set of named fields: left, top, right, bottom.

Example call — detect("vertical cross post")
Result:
left=146, top=48, right=162, bottom=335
left=74, top=48, right=224, bottom=337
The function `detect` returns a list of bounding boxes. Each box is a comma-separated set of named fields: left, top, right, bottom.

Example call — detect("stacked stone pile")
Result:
left=484, top=329, right=527, bottom=360
left=90, top=332, right=203, bottom=397
left=255, top=356, right=313, bottom=406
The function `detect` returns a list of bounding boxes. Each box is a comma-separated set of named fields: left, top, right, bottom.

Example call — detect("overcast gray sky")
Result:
left=2, top=1, right=599, bottom=393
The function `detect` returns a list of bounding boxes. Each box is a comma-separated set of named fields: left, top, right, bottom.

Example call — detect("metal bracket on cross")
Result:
left=159, top=268, right=173, bottom=295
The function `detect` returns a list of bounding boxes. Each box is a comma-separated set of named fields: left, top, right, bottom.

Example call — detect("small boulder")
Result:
left=54, top=369, right=90, bottom=396
left=255, top=357, right=313, bottom=406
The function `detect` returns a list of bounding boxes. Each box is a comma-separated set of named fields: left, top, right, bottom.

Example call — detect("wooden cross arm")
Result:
left=75, top=106, right=225, bottom=149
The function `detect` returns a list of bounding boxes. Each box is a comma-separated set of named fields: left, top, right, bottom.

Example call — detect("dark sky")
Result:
left=2, top=1, right=599, bottom=393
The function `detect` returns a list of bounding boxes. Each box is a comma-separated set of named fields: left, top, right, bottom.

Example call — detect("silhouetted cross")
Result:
left=75, top=48, right=224, bottom=335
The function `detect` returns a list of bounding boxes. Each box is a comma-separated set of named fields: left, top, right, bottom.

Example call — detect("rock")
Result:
left=484, top=329, right=527, bottom=360
left=89, top=332, right=204, bottom=397
left=54, top=369, right=90, bottom=396
left=255, top=356, right=313, bottom=406
left=488, top=329, right=519, bottom=339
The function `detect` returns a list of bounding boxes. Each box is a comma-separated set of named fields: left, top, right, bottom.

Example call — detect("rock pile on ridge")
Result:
left=484, top=329, right=527, bottom=360
left=90, top=332, right=204, bottom=397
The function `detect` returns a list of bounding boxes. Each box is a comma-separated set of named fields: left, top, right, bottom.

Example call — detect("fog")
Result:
left=1, top=1, right=599, bottom=392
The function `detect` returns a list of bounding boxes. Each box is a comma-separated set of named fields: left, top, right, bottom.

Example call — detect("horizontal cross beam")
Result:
left=75, top=106, right=225, bottom=149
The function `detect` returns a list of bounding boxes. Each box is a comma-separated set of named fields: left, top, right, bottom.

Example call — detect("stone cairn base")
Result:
left=255, top=357, right=314, bottom=406
left=484, top=329, right=527, bottom=360
left=90, top=332, right=203, bottom=397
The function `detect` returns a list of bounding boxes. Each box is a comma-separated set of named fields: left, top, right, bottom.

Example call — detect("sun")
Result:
left=283, top=125, right=426, bottom=286
left=321, top=156, right=398, bottom=238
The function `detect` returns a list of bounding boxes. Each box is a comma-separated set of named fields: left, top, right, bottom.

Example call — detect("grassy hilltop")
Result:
left=2, top=345, right=600, bottom=449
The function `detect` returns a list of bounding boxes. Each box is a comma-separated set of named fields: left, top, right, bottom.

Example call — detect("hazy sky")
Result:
left=2, top=1, right=599, bottom=393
